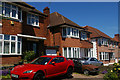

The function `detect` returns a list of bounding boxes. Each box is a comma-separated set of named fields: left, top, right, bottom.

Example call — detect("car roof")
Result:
left=40, top=55, right=64, bottom=58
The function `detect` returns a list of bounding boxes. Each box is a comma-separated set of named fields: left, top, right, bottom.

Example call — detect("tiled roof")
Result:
left=50, top=12, right=83, bottom=29
left=83, top=26, right=112, bottom=39
left=13, top=2, right=47, bottom=16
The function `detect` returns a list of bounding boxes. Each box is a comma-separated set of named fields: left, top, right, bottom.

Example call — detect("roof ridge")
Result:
left=61, top=15, right=66, bottom=23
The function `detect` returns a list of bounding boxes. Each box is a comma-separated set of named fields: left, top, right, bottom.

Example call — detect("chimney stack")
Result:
left=43, top=7, right=50, bottom=15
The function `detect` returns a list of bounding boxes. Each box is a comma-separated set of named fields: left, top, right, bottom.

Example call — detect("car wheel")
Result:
left=66, top=67, right=73, bottom=78
left=84, top=70, right=89, bottom=75
left=33, top=72, right=44, bottom=80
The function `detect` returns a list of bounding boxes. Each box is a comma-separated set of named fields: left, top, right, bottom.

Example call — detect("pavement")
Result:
left=1, top=73, right=104, bottom=80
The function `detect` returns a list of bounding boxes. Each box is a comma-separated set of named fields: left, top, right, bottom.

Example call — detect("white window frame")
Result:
left=27, top=13, right=39, bottom=27
left=62, top=27, right=79, bottom=38
left=0, top=34, right=22, bottom=55
left=63, top=47, right=80, bottom=58
left=81, top=32, right=87, bottom=40
left=99, top=52, right=109, bottom=60
left=1, top=2, right=22, bottom=21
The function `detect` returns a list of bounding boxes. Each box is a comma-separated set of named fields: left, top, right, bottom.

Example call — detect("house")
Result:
left=113, top=34, right=120, bottom=61
left=0, top=2, right=48, bottom=65
left=43, top=8, right=93, bottom=58
left=84, top=26, right=119, bottom=65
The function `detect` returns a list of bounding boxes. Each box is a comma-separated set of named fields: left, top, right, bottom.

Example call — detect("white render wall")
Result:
left=91, top=39, right=97, bottom=58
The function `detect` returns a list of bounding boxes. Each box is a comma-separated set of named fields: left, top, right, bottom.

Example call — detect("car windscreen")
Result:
left=30, top=57, right=51, bottom=65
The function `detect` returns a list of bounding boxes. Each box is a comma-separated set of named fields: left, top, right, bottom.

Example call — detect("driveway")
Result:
left=1, top=73, right=104, bottom=80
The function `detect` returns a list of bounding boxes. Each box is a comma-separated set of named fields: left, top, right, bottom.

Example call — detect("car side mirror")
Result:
left=51, top=61, right=55, bottom=65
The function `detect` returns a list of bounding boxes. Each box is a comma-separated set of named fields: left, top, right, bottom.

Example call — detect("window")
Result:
left=68, top=47, right=71, bottom=58
left=112, top=42, right=114, bottom=48
left=63, top=47, right=80, bottom=58
left=99, top=52, right=109, bottom=60
left=0, top=34, right=22, bottom=55
left=63, top=48, right=67, bottom=58
left=81, top=32, right=87, bottom=40
left=62, top=27, right=79, bottom=38
left=27, top=13, right=39, bottom=26
left=98, top=38, right=109, bottom=46
left=2, top=2, right=22, bottom=21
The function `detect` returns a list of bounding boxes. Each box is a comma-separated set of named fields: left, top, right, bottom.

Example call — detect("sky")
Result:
left=26, top=2, right=118, bottom=38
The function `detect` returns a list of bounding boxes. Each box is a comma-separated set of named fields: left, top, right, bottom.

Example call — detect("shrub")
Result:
left=103, top=72, right=119, bottom=80
left=2, top=74, right=11, bottom=79
left=23, top=51, right=35, bottom=62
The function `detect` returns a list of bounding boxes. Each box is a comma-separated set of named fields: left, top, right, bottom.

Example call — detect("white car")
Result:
left=79, top=57, right=103, bottom=66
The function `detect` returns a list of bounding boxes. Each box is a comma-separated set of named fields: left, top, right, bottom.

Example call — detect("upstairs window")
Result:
left=27, top=13, right=39, bottom=26
left=98, top=38, right=108, bottom=46
left=62, top=27, right=79, bottom=38
left=2, top=2, right=22, bottom=21
left=81, top=32, right=87, bottom=40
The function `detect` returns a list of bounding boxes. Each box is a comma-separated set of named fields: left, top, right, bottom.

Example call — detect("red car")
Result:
left=11, top=56, right=74, bottom=80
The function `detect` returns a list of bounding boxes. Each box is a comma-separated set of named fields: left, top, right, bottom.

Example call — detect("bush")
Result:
left=23, top=51, right=35, bottom=62
left=103, top=72, right=119, bottom=80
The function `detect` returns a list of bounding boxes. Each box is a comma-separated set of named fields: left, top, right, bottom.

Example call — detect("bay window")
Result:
left=0, top=34, right=22, bottom=55
left=99, top=52, right=109, bottom=60
left=1, top=2, right=22, bottom=21
left=62, top=27, right=79, bottom=38
left=27, top=13, right=39, bottom=26
left=98, top=38, right=109, bottom=46
left=63, top=47, right=80, bottom=58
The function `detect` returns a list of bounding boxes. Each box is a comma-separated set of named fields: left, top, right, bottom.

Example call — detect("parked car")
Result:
left=11, top=56, right=74, bottom=80
left=79, top=57, right=103, bottom=66
left=68, top=58, right=100, bottom=75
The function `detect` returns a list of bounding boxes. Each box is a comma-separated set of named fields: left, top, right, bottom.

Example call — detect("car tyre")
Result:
left=33, top=72, right=44, bottom=80
left=66, top=67, right=73, bottom=78
left=84, top=70, right=90, bottom=75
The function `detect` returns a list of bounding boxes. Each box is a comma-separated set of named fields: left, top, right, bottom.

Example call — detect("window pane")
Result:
left=12, top=9, right=16, bottom=17
left=74, top=29, right=77, bottom=36
left=5, top=3, right=10, bottom=7
left=72, top=28, right=74, bottom=35
left=0, top=35, right=3, bottom=39
left=36, top=19, right=39, bottom=26
left=63, top=27, right=66, bottom=36
left=18, top=8, right=21, bottom=20
left=18, top=37, right=21, bottom=41
left=5, top=7, right=10, bottom=17
left=12, top=5, right=16, bottom=9
left=68, top=47, right=71, bottom=58
left=64, top=48, right=67, bottom=58
left=32, top=18, right=34, bottom=25
left=4, top=41, right=9, bottom=54
left=0, top=42, right=2, bottom=53
left=18, top=42, right=20, bottom=54
left=4, top=35, right=10, bottom=40
left=11, top=42, right=15, bottom=53
left=67, top=27, right=70, bottom=35
left=11, top=36, right=16, bottom=40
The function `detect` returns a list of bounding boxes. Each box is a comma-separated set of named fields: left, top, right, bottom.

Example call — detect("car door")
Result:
left=46, top=57, right=62, bottom=76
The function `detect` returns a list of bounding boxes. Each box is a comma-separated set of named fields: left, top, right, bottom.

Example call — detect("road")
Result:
left=1, top=73, right=104, bottom=80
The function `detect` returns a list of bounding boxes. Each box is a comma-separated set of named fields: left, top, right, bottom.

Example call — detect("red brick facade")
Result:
left=1, top=2, right=47, bottom=65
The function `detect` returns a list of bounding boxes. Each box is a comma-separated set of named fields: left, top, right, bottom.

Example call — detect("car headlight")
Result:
left=23, top=70, right=33, bottom=73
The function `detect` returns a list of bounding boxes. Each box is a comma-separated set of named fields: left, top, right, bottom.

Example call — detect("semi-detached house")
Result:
left=44, top=8, right=93, bottom=58
left=0, top=2, right=48, bottom=64
left=84, top=26, right=119, bottom=65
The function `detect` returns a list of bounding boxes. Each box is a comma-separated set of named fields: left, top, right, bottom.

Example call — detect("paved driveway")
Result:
left=1, top=73, right=104, bottom=80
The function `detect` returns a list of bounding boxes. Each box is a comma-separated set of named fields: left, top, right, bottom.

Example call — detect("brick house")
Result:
left=0, top=2, right=48, bottom=65
left=84, top=26, right=119, bottom=65
left=113, top=34, right=120, bottom=61
left=44, top=8, right=93, bottom=58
